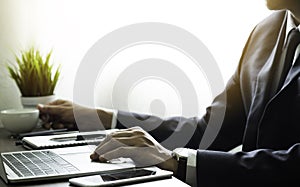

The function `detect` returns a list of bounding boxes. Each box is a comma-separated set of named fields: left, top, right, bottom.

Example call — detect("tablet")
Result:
left=69, top=167, right=173, bottom=186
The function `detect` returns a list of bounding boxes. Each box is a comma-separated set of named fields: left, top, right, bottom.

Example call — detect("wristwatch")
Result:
left=172, top=148, right=189, bottom=182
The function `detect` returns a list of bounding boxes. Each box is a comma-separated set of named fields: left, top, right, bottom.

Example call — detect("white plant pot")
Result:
left=21, top=95, right=56, bottom=108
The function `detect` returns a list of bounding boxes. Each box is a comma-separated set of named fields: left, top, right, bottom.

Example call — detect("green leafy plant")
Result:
left=7, top=47, right=60, bottom=97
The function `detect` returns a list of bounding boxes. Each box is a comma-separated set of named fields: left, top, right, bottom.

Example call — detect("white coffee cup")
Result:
left=0, top=108, right=39, bottom=134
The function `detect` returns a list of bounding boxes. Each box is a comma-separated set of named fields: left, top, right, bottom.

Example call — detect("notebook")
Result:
left=0, top=145, right=136, bottom=184
left=21, top=130, right=118, bottom=149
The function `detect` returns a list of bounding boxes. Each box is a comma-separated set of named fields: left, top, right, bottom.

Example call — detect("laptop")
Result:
left=0, top=145, right=136, bottom=184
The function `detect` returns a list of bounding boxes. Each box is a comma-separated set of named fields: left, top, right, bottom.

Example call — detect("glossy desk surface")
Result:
left=0, top=128, right=190, bottom=187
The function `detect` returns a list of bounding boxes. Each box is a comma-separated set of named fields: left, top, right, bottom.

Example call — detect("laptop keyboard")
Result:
left=2, top=151, right=79, bottom=177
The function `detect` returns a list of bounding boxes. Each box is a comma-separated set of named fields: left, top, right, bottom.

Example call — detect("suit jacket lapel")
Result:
left=251, top=14, right=287, bottom=110
left=259, top=24, right=287, bottom=100
left=243, top=12, right=287, bottom=150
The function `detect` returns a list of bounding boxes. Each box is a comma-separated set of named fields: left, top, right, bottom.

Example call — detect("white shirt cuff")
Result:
left=96, top=107, right=118, bottom=129
left=187, top=149, right=197, bottom=167
left=186, top=149, right=197, bottom=187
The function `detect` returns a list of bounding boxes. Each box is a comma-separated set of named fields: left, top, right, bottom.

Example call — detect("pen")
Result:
left=17, top=128, right=70, bottom=139
left=50, top=134, right=106, bottom=142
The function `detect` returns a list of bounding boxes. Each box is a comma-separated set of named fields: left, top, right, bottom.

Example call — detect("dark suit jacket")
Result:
left=116, top=10, right=300, bottom=186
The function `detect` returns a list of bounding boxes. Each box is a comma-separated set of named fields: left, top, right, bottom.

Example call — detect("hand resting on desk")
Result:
left=90, top=127, right=178, bottom=173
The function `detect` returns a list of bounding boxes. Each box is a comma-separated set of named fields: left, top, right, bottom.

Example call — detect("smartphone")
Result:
left=69, top=167, right=173, bottom=187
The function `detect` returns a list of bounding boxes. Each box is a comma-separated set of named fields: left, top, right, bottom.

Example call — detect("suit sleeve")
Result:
left=196, top=144, right=300, bottom=186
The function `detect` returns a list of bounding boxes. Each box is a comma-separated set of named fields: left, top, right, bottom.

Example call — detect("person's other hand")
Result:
left=37, top=99, right=76, bottom=129
left=37, top=99, right=113, bottom=130
left=90, top=127, right=178, bottom=173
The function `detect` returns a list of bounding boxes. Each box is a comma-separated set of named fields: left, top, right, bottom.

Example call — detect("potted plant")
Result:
left=7, top=47, right=60, bottom=108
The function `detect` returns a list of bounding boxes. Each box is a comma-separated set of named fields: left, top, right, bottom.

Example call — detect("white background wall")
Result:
left=0, top=0, right=272, bottom=126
